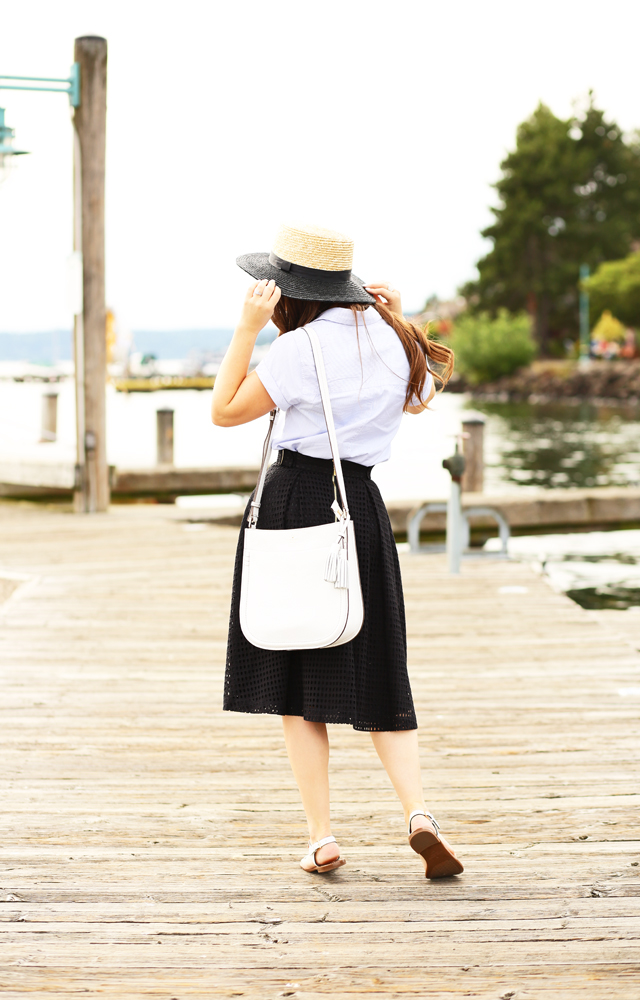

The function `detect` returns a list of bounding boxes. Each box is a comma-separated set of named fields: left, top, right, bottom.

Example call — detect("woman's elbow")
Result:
left=211, top=406, right=233, bottom=427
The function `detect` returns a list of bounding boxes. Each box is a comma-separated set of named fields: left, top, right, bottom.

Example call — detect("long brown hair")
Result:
left=272, top=297, right=454, bottom=410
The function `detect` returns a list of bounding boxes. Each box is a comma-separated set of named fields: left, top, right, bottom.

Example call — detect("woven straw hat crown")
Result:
left=272, top=223, right=354, bottom=273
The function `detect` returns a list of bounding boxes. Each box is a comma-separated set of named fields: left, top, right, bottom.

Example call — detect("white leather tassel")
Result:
left=334, top=546, right=349, bottom=589
left=325, top=527, right=349, bottom=587
left=325, top=543, right=339, bottom=584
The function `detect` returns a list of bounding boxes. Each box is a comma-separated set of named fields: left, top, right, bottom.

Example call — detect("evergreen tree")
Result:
left=463, top=99, right=640, bottom=353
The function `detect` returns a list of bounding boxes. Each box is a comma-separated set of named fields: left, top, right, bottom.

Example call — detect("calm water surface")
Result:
left=486, top=529, right=640, bottom=610
left=3, top=384, right=640, bottom=608
left=474, top=399, right=640, bottom=609
left=2, top=383, right=640, bottom=497
left=474, top=399, right=640, bottom=492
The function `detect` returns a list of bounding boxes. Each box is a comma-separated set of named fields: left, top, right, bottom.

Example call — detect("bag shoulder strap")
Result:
left=304, top=326, right=349, bottom=518
left=247, top=325, right=349, bottom=528
left=246, top=407, right=278, bottom=527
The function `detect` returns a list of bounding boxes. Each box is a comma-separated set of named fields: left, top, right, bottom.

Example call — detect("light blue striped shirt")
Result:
left=255, top=307, right=431, bottom=466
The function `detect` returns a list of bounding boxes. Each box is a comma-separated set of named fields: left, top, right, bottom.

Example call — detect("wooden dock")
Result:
left=0, top=465, right=261, bottom=501
left=3, top=460, right=640, bottom=534
left=0, top=501, right=639, bottom=998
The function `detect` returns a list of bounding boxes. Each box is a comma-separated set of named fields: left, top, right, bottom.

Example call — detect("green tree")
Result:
left=450, top=310, right=536, bottom=384
left=584, top=251, right=640, bottom=327
left=463, top=99, right=640, bottom=354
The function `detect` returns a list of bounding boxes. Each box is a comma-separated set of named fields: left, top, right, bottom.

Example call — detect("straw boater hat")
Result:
left=237, top=222, right=376, bottom=304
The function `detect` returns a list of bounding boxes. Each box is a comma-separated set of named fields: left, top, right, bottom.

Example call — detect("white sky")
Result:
left=1, top=0, right=640, bottom=333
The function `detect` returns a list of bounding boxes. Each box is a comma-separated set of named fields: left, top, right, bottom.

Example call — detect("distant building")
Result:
left=407, top=296, right=467, bottom=332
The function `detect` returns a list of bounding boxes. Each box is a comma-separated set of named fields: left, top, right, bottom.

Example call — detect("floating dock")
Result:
left=0, top=463, right=261, bottom=500
left=112, top=375, right=216, bottom=392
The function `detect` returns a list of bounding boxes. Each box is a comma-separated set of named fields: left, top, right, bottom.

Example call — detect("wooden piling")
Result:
left=156, top=409, right=174, bottom=466
left=40, top=393, right=58, bottom=443
left=461, top=415, right=485, bottom=493
left=72, top=36, right=108, bottom=512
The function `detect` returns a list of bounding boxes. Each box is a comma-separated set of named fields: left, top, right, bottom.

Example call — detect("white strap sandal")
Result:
left=299, top=835, right=346, bottom=873
left=407, top=809, right=464, bottom=880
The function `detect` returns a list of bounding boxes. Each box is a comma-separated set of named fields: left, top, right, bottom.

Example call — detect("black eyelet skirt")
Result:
left=223, top=449, right=417, bottom=732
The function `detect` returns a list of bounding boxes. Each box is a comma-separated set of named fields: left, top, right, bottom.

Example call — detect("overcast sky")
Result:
left=1, top=0, right=639, bottom=333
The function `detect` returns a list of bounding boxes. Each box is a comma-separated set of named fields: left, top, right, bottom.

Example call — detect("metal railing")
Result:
left=407, top=502, right=510, bottom=561
left=407, top=425, right=510, bottom=572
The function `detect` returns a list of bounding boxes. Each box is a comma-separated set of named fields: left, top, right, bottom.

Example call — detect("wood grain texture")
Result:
left=461, top=418, right=484, bottom=494
left=0, top=500, right=639, bottom=998
left=72, top=35, right=108, bottom=512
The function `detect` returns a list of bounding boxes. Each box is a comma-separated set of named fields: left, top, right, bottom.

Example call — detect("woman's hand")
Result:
left=364, top=281, right=402, bottom=318
left=211, top=279, right=279, bottom=427
left=238, top=278, right=282, bottom=336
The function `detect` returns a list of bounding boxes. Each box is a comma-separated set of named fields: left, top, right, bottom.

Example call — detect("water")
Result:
left=475, top=399, right=640, bottom=492
left=473, top=398, right=640, bottom=610
left=3, top=382, right=640, bottom=501
left=0, top=379, right=472, bottom=502
left=2, top=383, right=640, bottom=607
left=485, top=530, right=640, bottom=610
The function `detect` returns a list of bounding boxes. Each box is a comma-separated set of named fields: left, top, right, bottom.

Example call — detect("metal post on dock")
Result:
left=446, top=479, right=463, bottom=574
left=40, top=393, right=58, bottom=443
left=157, top=409, right=174, bottom=466
left=442, top=444, right=466, bottom=575
left=461, top=415, right=484, bottom=494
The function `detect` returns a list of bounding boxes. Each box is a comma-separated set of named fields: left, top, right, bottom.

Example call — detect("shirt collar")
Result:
left=318, top=306, right=383, bottom=326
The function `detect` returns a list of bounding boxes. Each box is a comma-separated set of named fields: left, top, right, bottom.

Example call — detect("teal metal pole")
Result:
left=0, top=65, right=80, bottom=107
left=579, top=264, right=590, bottom=361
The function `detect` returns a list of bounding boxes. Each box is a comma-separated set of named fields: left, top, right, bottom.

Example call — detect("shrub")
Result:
left=450, top=310, right=536, bottom=384
left=584, top=252, right=640, bottom=328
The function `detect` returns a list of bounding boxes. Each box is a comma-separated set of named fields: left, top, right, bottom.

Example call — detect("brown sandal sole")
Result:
left=420, top=841, right=464, bottom=879
left=409, top=828, right=464, bottom=879
left=306, top=858, right=346, bottom=873
left=408, top=828, right=439, bottom=855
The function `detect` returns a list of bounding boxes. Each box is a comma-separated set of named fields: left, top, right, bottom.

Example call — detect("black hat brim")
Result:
left=236, top=252, right=376, bottom=305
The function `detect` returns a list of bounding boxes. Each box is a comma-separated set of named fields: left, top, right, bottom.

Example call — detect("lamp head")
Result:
left=0, top=107, right=29, bottom=181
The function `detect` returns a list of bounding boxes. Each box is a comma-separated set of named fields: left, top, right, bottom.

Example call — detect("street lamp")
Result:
left=0, top=42, right=108, bottom=514
left=0, top=66, right=79, bottom=183
left=0, top=65, right=78, bottom=184
left=0, top=106, right=28, bottom=182
left=579, top=263, right=590, bottom=368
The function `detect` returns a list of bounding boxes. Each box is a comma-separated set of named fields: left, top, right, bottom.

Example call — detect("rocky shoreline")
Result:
left=448, top=359, right=640, bottom=404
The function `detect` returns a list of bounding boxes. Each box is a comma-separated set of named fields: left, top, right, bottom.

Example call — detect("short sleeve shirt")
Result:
left=255, top=307, right=432, bottom=466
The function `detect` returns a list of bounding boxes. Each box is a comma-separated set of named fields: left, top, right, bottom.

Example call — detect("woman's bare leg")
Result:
left=372, top=728, right=463, bottom=877
left=282, top=715, right=340, bottom=865
left=370, top=729, right=432, bottom=834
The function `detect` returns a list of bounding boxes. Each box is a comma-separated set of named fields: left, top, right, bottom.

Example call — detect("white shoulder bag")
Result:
left=239, top=327, right=364, bottom=651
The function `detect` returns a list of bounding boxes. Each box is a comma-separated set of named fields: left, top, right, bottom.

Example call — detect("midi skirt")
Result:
left=223, top=449, right=417, bottom=732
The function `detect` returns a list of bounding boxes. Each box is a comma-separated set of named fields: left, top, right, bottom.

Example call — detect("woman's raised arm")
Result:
left=211, top=279, right=280, bottom=427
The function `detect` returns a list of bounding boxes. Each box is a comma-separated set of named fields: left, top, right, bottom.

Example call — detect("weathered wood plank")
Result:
left=0, top=501, right=639, bottom=997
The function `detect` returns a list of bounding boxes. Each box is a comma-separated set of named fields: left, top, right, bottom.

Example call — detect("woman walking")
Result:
left=212, top=223, right=462, bottom=879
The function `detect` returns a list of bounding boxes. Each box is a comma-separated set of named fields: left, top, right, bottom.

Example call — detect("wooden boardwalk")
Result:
left=0, top=501, right=639, bottom=999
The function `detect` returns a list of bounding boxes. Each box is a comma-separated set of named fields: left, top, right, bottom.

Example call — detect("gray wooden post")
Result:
left=157, top=410, right=174, bottom=466
left=40, top=393, right=58, bottom=443
left=72, top=36, right=108, bottom=512
left=461, top=415, right=485, bottom=493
